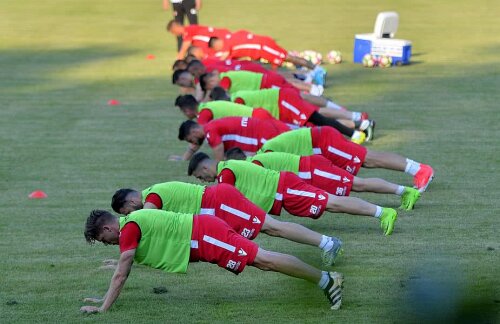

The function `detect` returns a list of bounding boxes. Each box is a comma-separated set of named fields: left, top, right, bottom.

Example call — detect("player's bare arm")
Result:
left=80, top=249, right=135, bottom=313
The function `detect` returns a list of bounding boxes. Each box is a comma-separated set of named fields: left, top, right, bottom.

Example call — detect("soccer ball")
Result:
left=327, top=50, right=342, bottom=64
left=378, top=55, right=393, bottom=68
left=362, top=54, right=376, bottom=68
left=301, top=50, right=323, bottom=65
left=282, top=61, right=295, bottom=69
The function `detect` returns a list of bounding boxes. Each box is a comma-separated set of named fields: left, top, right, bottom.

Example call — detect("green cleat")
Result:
left=322, top=237, right=343, bottom=266
left=380, top=208, right=398, bottom=236
left=400, top=187, right=421, bottom=210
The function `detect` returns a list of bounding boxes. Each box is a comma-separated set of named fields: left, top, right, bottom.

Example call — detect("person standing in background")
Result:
left=164, top=0, right=202, bottom=51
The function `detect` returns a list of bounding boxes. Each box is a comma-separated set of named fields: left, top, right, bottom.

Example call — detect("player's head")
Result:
left=187, top=46, right=205, bottom=60
left=172, top=59, right=188, bottom=71
left=188, top=152, right=217, bottom=182
left=178, top=120, right=205, bottom=145
left=166, top=20, right=184, bottom=35
left=84, top=210, right=120, bottom=245
left=111, top=188, right=142, bottom=215
left=199, top=72, right=219, bottom=92
left=224, top=147, right=247, bottom=160
left=175, top=95, right=199, bottom=119
left=208, top=37, right=224, bottom=51
left=186, top=60, right=206, bottom=78
left=209, top=86, right=230, bottom=101
left=184, top=54, right=198, bottom=64
left=172, top=69, right=194, bottom=88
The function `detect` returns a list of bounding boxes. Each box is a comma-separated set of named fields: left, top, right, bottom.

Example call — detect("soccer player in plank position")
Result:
left=173, top=116, right=290, bottom=161
left=225, top=148, right=421, bottom=210
left=208, top=30, right=326, bottom=85
left=175, top=91, right=367, bottom=144
left=186, top=59, right=325, bottom=96
left=111, top=181, right=342, bottom=265
left=188, top=153, right=398, bottom=236
left=166, top=21, right=231, bottom=60
left=258, top=127, right=434, bottom=192
left=80, top=209, right=344, bottom=313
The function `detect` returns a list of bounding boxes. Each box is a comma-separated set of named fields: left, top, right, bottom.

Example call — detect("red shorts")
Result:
left=189, top=215, right=259, bottom=274
left=230, top=37, right=287, bottom=66
left=260, top=72, right=300, bottom=95
left=200, top=184, right=266, bottom=239
left=269, top=172, right=328, bottom=219
left=311, top=127, right=367, bottom=175
left=299, top=155, right=353, bottom=197
left=278, top=88, right=319, bottom=126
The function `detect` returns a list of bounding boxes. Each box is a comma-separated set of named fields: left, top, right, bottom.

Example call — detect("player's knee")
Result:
left=352, top=177, right=365, bottom=191
left=261, top=216, right=283, bottom=237
left=252, top=248, right=279, bottom=272
left=326, top=195, right=344, bottom=212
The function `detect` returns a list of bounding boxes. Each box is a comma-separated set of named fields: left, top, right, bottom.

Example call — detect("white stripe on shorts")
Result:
left=275, top=192, right=283, bottom=201
left=233, top=44, right=261, bottom=51
left=327, top=146, right=352, bottom=160
left=220, top=204, right=251, bottom=220
left=191, top=240, right=199, bottom=249
left=313, top=148, right=322, bottom=154
left=286, top=188, right=316, bottom=198
left=203, top=235, right=236, bottom=252
left=262, top=45, right=281, bottom=56
left=200, top=208, right=215, bottom=215
left=313, top=169, right=341, bottom=181
left=221, top=134, right=258, bottom=146
left=280, top=100, right=301, bottom=115
left=298, top=171, right=312, bottom=179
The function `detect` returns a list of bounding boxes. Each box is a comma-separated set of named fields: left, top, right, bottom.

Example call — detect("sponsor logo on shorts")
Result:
left=300, top=113, right=307, bottom=120
left=238, top=248, right=247, bottom=257
left=226, top=260, right=241, bottom=272
left=346, top=166, right=356, bottom=174
left=318, top=194, right=326, bottom=200
left=354, top=156, right=361, bottom=163
left=241, top=228, right=255, bottom=238
left=252, top=216, right=261, bottom=224
left=342, top=176, right=350, bottom=183
left=335, top=187, right=345, bottom=196
left=310, top=205, right=319, bottom=215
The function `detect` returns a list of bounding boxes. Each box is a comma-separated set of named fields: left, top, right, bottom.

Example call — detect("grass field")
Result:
left=1, top=0, right=499, bottom=322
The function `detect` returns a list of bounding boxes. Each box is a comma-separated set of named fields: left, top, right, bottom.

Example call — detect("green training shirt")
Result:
left=198, top=101, right=254, bottom=119
left=248, top=152, right=300, bottom=173
left=231, top=89, right=280, bottom=118
left=259, top=127, right=314, bottom=156
left=217, top=160, right=280, bottom=212
left=142, top=182, right=205, bottom=214
left=220, top=71, right=263, bottom=93
left=119, top=209, right=193, bottom=273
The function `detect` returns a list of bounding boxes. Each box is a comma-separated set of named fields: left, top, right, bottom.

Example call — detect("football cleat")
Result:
left=351, top=131, right=366, bottom=144
left=413, top=164, right=434, bottom=192
left=322, top=237, right=343, bottom=266
left=380, top=208, right=398, bottom=236
left=313, top=66, right=327, bottom=86
left=400, top=187, right=421, bottom=210
left=323, top=272, right=344, bottom=310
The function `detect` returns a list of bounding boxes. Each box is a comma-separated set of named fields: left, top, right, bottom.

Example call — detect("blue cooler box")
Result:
left=353, top=34, right=412, bottom=65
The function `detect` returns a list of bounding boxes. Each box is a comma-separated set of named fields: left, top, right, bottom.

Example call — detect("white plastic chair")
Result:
left=373, top=11, right=399, bottom=39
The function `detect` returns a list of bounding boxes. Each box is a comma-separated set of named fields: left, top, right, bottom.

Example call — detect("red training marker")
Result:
left=29, top=190, right=47, bottom=199
left=108, top=99, right=120, bottom=106
left=146, top=54, right=156, bottom=60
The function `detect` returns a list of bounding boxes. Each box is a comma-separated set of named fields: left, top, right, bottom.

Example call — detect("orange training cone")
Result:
left=29, top=190, right=47, bottom=199
left=108, top=99, right=120, bottom=106
left=146, top=54, right=156, bottom=60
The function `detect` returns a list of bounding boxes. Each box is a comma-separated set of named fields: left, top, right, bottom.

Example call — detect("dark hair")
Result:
left=111, top=188, right=135, bottom=213
left=188, top=152, right=210, bottom=175
left=208, top=37, right=220, bottom=48
left=225, top=147, right=247, bottom=160
left=84, top=210, right=116, bottom=244
left=172, top=59, right=187, bottom=71
left=175, top=95, right=198, bottom=110
left=209, top=86, right=230, bottom=101
left=199, top=73, right=209, bottom=91
left=185, top=54, right=197, bottom=64
left=166, top=20, right=177, bottom=31
left=178, top=120, right=199, bottom=140
left=186, top=59, right=203, bottom=70
left=172, top=69, right=188, bottom=85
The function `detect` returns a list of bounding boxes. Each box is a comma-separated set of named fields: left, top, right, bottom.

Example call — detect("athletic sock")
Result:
left=374, top=206, right=383, bottom=218
left=405, top=159, right=421, bottom=176
left=351, top=112, right=362, bottom=122
left=318, top=271, right=330, bottom=289
left=318, top=235, right=334, bottom=251
left=326, top=100, right=343, bottom=111
left=395, top=185, right=405, bottom=196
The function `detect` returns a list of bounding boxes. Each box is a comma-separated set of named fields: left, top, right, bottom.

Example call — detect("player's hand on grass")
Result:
left=80, top=305, right=101, bottom=314
left=168, top=155, right=183, bottom=161
left=83, top=297, right=104, bottom=303
left=102, top=259, right=118, bottom=266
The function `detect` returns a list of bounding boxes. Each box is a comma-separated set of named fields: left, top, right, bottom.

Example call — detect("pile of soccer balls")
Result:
left=362, top=54, right=393, bottom=68
left=291, top=50, right=343, bottom=66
